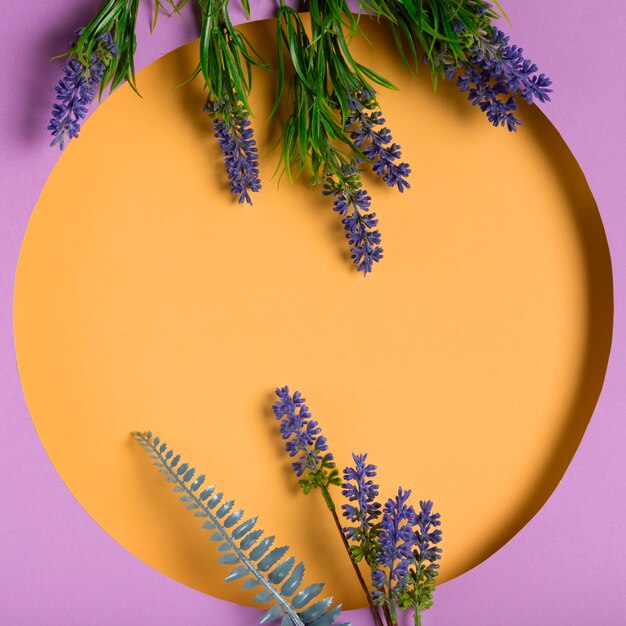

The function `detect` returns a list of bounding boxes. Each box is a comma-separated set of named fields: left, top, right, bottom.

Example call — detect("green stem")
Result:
left=319, top=483, right=385, bottom=626
left=414, top=607, right=422, bottom=626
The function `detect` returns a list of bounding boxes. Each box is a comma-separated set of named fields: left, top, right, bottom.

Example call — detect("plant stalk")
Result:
left=414, top=607, right=422, bottom=626
left=320, top=484, right=385, bottom=626
left=382, top=603, right=394, bottom=626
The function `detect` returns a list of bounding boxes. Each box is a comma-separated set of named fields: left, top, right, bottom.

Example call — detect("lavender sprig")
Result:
left=342, top=452, right=382, bottom=567
left=345, top=89, right=411, bottom=193
left=371, top=488, right=417, bottom=624
left=48, top=32, right=117, bottom=149
left=415, top=501, right=443, bottom=566
left=455, top=26, right=552, bottom=131
left=398, top=501, right=443, bottom=626
left=323, top=167, right=383, bottom=276
left=198, top=1, right=265, bottom=205
left=440, top=3, right=552, bottom=132
left=206, top=98, right=261, bottom=205
left=273, top=388, right=385, bottom=626
left=272, top=386, right=337, bottom=488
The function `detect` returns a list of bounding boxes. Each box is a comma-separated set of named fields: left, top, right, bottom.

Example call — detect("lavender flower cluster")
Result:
left=444, top=14, right=552, bottom=131
left=342, top=454, right=443, bottom=609
left=342, top=453, right=381, bottom=564
left=205, top=99, right=261, bottom=205
left=274, top=387, right=442, bottom=623
left=48, top=32, right=117, bottom=150
left=323, top=167, right=382, bottom=276
left=371, top=488, right=418, bottom=601
left=414, top=500, right=443, bottom=566
left=321, top=88, right=410, bottom=276
left=272, top=386, right=334, bottom=478
left=345, top=89, right=411, bottom=192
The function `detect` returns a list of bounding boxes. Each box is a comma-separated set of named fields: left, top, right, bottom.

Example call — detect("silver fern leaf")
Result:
left=134, top=431, right=350, bottom=626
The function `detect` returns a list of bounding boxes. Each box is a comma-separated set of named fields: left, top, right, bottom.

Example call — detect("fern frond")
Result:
left=134, top=431, right=350, bottom=626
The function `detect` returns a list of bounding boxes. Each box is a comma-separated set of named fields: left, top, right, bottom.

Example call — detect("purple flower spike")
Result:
left=48, top=31, right=117, bottom=150
left=448, top=25, right=552, bottom=131
left=345, top=89, right=411, bottom=192
left=206, top=99, right=261, bottom=205
left=323, top=166, right=383, bottom=276
left=371, top=488, right=417, bottom=601
left=272, top=386, right=334, bottom=478
left=342, top=452, right=382, bottom=565
left=415, top=500, right=443, bottom=565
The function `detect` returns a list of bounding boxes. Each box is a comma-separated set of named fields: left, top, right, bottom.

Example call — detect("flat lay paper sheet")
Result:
left=1, top=1, right=625, bottom=624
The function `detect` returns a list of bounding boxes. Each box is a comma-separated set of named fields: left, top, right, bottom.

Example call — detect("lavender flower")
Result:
left=272, top=386, right=334, bottom=479
left=371, top=488, right=417, bottom=606
left=323, top=167, right=383, bottom=275
left=48, top=31, right=117, bottom=150
left=341, top=453, right=382, bottom=565
left=344, top=89, right=411, bottom=192
left=398, top=500, right=443, bottom=622
left=414, top=500, right=442, bottom=566
left=205, top=99, right=261, bottom=205
left=329, top=89, right=410, bottom=191
left=450, top=25, right=552, bottom=131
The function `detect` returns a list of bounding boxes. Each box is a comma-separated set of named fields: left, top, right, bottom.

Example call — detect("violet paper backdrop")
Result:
left=1, top=1, right=625, bottom=624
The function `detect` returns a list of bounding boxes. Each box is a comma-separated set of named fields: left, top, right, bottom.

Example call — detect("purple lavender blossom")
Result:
left=402, top=500, right=442, bottom=618
left=48, top=32, right=117, bottom=150
left=451, top=27, right=552, bottom=131
left=345, top=89, right=411, bottom=192
left=206, top=99, right=261, bottom=205
left=272, top=387, right=334, bottom=478
left=414, top=500, right=442, bottom=566
left=342, top=453, right=382, bottom=564
left=322, top=167, right=383, bottom=275
left=371, top=488, right=417, bottom=604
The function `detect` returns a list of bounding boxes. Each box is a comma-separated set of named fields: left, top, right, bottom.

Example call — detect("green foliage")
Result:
left=271, top=0, right=507, bottom=186
left=196, top=0, right=267, bottom=117
left=274, top=0, right=399, bottom=184
left=275, top=6, right=353, bottom=184
left=386, top=0, right=503, bottom=84
left=396, top=553, right=440, bottom=625
left=347, top=522, right=381, bottom=569
left=58, top=0, right=509, bottom=179
left=69, top=0, right=142, bottom=97
left=298, top=454, right=341, bottom=498
left=152, top=0, right=191, bottom=32
left=134, top=431, right=350, bottom=626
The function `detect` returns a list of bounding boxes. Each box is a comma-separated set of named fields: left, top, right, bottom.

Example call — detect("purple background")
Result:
left=1, top=1, right=625, bottom=624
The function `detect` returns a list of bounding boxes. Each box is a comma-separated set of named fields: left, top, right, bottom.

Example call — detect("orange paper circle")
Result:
left=14, top=21, right=612, bottom=609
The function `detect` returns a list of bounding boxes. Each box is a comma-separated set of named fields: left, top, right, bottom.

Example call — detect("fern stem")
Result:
left=320, top=484, right=386, bottom=626
left=140, top=434, right=306, bottom=626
